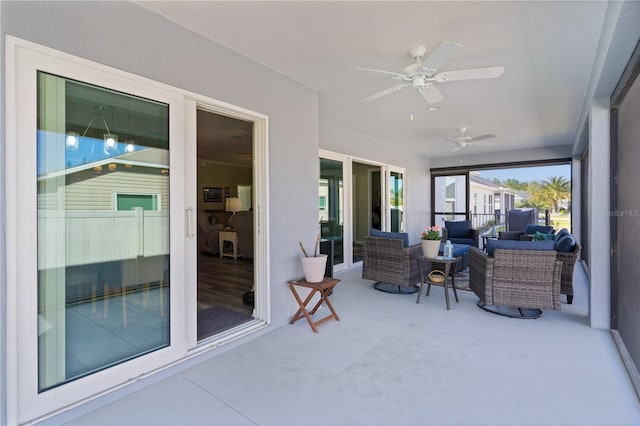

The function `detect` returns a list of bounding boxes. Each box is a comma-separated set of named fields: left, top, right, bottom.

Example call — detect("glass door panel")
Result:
left=319, top=158, right=344, bottom=267
left=37, top=72, right=170, bottom=390
left=389, top=171, right=404, bottom=232
left=433, top=174, right=468, bottom=228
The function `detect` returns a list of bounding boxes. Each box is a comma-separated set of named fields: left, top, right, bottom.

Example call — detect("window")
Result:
left=117, top=194, right=160, bottom=210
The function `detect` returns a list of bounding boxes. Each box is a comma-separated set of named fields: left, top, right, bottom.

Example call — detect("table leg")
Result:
left=288, top=284, right=319, bottom=332
left=416, top=259, right=426, bottom=303
left=444, top=263, right=451, bottom=310
left=320, top=289, right=340, bottom=321
left=451, top=259, right=460, bottom=303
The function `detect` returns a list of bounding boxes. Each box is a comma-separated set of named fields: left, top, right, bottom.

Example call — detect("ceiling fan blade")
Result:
left=437, top=66, right=505, bottom=82
left=420, top=41, right=462, bottom=74
left=418, top=84, right=443, bottom=104
left=360, top=83, right=410, bottom=102
left=470, top=133, right=496, bottom=142
left=354, top=67, right=409, bottom=80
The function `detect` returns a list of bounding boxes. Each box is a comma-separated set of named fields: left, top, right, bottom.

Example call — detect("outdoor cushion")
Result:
left=523, top=224, right=554, bottom=235
left=534, top=231, right=554, bottom=241
left=554, top=228, right=570, bottom=243
left=369, top=228, right=409, bottom=247
left=439, top=242, right=471, bottom=257
left=445, top=220, right=472, bottom=238
left=555, top=234, right=576, bottom=252
left=447, top=237, right=476, bottom=246
left=486, top=239, right=555, bottom=257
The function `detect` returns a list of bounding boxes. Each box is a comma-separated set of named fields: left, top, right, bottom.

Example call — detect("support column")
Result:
left=588, top=99, right=611, bottom=330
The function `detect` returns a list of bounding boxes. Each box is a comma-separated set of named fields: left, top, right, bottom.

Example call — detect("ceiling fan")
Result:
left=356, top=41, right=504, bottom=104
left=447, top=127, right=496, bottom=151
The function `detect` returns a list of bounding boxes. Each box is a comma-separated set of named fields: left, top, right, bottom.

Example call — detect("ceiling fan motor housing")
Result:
left=411, top=76, right=428, bottom=88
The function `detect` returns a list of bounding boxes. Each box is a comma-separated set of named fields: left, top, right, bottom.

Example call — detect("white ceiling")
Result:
left=138, top=1, right=611, bottom=160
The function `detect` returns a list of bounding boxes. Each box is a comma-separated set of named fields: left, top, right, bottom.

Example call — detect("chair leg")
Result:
left=567, top=295, right=573, bottom=304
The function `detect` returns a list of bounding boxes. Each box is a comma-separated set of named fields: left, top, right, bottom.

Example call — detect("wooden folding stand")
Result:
left=288, top=277, right=341, bottom=333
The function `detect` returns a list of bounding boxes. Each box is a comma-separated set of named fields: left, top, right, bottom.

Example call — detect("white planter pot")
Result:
left=421, top=240, right=441, bottom=258
left=300, top=254, right=328, bottom=283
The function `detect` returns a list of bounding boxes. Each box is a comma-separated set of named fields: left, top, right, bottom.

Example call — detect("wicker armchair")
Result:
left=469, top=247, right=562, bottom=315
left=557, top=243, right=581, bottom=304
left=362, top=236, right=422, bottom=293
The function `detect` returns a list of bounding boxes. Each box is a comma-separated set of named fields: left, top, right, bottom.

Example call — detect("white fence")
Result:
left=38, top=208, right=169, bottom=270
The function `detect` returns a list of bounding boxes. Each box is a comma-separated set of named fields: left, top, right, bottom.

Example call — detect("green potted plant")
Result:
left=420, top=225, right=442, bottom=258
left=299, top=234, right=327, bottom=283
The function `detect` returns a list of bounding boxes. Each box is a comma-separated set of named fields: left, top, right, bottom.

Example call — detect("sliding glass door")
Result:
left=319, top=151, right=405, bottom=270
left=389, top=170, right=405, bottom=232
left=8, top=39, right=187, bottom=422
left=319, top=157, right=345, bottom=267
left=8, top=37, right=270, bottom=424
left=37, top=72, right=171, bottom=390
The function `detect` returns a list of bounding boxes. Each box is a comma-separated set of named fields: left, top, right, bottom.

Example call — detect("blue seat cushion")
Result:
left=555, top=234, right=576, bottom=252
left=438, top=242, right=470, bottom=257
left=523, top=224, right=554, bottom=235
left=369, top=228, right=409, bottom=247
left=486, top=239, right=555, bottom=257
left=445, top=220, right=472, bottom=238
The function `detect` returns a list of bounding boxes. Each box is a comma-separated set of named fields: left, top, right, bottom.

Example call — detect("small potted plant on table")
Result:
left=421, top=226, right=441, bottom=258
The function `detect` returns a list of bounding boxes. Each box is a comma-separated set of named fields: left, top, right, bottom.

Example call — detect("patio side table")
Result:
left=288, top=277, right=341, bottom=332
left=416, top=256, right=460, bottom=310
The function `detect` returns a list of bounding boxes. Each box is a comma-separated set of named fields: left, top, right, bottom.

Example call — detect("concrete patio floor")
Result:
left=42, top=264, right=640, bottom=426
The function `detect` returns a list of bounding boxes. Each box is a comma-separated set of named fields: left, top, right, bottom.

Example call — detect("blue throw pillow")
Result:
left=369, top=228, right=409, bottom=247
left=486, top=239, right=555, bottom=257
left=534, top=231, right=554, bottom=241
left=554, top=228, right=570, bottom=243
left=445, top=220, right=471, bottom=238
left=555, top=234, right=576, bottom=252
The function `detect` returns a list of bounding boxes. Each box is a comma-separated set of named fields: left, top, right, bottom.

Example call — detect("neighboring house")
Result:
left=38, top=147, right=170, bottom=211
left=468, top=174, right=523, bottom=228
left=440, top=174, right=524, bottom=229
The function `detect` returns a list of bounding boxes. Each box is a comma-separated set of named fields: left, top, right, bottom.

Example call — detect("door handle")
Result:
left=186, top=207, right=195, bottom=239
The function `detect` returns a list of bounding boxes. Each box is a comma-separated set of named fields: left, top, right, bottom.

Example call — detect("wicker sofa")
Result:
left=362, top=235, right=422, bottom=293
left=469, top=245, right=562, bottom=313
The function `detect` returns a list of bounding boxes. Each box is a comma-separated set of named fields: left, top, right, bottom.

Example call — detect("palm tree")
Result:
left=541, top=176, right=570, bottom=213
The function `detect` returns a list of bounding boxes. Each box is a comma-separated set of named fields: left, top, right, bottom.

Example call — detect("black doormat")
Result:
left=197, top=306, right=253, bottom=340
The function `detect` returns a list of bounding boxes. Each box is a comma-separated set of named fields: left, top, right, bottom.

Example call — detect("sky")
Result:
left=476, top=164, right=570, bottom=183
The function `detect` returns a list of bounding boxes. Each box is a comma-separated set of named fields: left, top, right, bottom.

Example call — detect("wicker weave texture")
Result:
left=362, top=236, right=422, bottom=288
left=469, top=247, right=562, bottom=310
left=557, top=243, right=580, bottom=298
